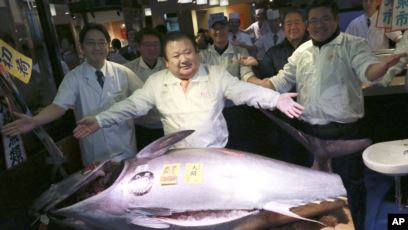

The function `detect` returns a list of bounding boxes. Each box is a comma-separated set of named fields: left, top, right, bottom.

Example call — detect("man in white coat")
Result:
left=2, top=23, right=143, bottom=166
left=73, top=32, right=304, bottom=149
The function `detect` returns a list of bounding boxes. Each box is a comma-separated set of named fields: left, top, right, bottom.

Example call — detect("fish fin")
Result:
left=137, top=130, right=194, bottom=159
left=263, top=201, right=326, bottom=226
left=130, top=215, right=170, bottom=229
left=259, top=108, right=372, bottom=159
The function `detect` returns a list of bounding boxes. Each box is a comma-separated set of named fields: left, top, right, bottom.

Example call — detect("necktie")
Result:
left=180, top=79, right=189, bottom=92
left=95, top=70, right=104, bottom=88
left=273, top=34, right=278, bottom=45
left=367, top=18, right=371, bottom=27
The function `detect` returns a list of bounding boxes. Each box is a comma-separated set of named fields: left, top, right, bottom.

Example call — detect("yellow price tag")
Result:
left=160, top=163, right=180, bottom=185
left=184, top=163, right=204, bottom=184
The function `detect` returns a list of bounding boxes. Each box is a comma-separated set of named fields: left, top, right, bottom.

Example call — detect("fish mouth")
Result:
left=158, top=209, right=259, bottom=227
left=54, top=161, right=124, bottom=210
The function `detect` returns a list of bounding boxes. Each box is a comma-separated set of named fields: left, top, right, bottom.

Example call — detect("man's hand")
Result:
left=238, top=56, right=258, bottom=66
left=276, top=93, right=304, bottom=118
left=1, top=112, right=36, bottom=136
left=366, top=52, right=407, bottom=81
left=383, top=53, right=407, bottom=69
left=73, top=117, right=100, bottom=139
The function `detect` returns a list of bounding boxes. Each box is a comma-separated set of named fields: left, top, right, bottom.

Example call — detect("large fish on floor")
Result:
left=31, top=130, right=346, bottom=229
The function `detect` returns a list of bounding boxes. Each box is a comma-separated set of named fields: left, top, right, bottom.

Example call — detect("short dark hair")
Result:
left=79, top=23, right=111, bottom=44
left=283, top=8, right=306, bottom=23
left=111, top=38, right=122, bottom=50
left=163, top=31, right=197, bottom=60
left=306, top=0, right=339, bottom=19
left=155, top=24, right=168, bottom=34
left=135, top=27, right=162, bottom=44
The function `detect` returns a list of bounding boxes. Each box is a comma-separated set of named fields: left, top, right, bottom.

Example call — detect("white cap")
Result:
left=266, top=9, right=280, bottom=20
left=229, top=12, right=240, bottom=20
left=255, top=8, right=264, bottom=15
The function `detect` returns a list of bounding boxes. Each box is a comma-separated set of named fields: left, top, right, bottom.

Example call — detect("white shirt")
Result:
left=96, top=65, right=280, bottom=149
left=229, top=31, right=254, bottom=46
left=53, top=61, right=143, bottom=165
left=124, top=57, right=166, bottom=83
left=255, top=29, right=285, bottom=60
left=270, top=33, right=380, bottom=125
left=125, top=57, right=166, bottom=128
left=199, top=44, right=254, bottom=82
left=245, top=21, right=271, bottom=40
left=345, top=11, right=402, bottom=51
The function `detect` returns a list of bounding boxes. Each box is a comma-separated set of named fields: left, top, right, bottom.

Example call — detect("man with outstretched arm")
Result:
left=73, top=31, right=304, bottom=149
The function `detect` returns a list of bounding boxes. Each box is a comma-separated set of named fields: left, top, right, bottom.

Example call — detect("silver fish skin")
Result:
left=50, top=145, right=346, bottom=229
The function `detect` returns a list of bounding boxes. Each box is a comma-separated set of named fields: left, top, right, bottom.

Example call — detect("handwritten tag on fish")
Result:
left=184, top=163, right=203, bottom=184
left=160, top=163, right=180, bottom=185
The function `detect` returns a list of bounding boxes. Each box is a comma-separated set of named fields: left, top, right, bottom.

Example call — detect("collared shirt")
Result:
left=199, top=44, right=254, bottom=82
left=270, top=33, right=380, bottom=125
left=125, top=56, right=166, bottom=128
left=255, top=29, right=285, bottom=60
left=53, top=61, right=143, bottom=165
left=229, top=31, right=254, bottom=46
left=96, top=65, right=280, bottom=149
left=345, top=11, right=402, bottom=51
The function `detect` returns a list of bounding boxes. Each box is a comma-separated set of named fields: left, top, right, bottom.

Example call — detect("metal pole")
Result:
left=34, top=0, right=65, bottom=87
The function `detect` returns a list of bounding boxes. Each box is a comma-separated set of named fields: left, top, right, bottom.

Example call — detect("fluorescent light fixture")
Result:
left=219, top=0, right=228, bottom=6
left=144, top=8, right=152, bottom=16
left=178, top=0, right=192, bottom=3
left=157, top=0, right=168, bottom=1
left=196, top=0, right=207, bottom=4
left=209, top=0, right=219, bottom=5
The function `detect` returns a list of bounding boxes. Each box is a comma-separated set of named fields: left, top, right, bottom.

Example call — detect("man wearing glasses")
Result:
left=124, top=27, right=166, bottom=149
left=1, top=23, right=143, bottom=166
left=247, top=1, right=406, bottom=229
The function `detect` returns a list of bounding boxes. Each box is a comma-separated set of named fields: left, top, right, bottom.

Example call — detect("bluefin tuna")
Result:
left=31, top=130, right=347, bottom=229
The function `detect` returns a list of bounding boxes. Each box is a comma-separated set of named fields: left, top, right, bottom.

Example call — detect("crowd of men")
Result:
left=1, top=0, right=407, bottom=229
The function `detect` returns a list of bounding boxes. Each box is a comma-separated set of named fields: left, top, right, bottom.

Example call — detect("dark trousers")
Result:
left=295, top=120, right=366, bottom=230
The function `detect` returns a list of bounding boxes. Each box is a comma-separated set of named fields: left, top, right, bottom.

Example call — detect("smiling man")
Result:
left=247, top=1, right=406, bottom=229
left=73, top=31, right=304, bottom=149
left=1, top=23, right=143, bottom=166
left=253, top=9, right=308, bottom=78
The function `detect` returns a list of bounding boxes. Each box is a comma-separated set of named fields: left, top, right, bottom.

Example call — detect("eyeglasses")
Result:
left=84, top=40, right=108, bottom=47
left=307, top=16, right=333, bottom=26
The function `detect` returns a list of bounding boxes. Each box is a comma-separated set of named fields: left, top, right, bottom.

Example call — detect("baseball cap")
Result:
left=208, top=12, right=228, bottom=28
